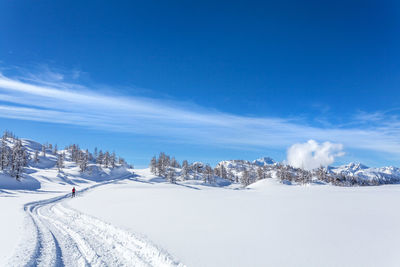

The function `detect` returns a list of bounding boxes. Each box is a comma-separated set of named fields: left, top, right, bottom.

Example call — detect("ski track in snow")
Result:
left=7, top=175, right=184, bottom=267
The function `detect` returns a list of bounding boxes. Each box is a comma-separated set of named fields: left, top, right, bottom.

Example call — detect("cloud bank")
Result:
left=287, top=140, right=345, bottom=170
left=0, top=70, right=400, bottom=160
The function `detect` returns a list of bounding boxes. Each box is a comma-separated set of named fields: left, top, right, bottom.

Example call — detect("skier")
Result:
left=72, top=187, right=76, bottom=198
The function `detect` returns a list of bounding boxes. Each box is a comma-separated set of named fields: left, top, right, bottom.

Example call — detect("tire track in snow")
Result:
left=7, top=175, right=185, bottom=267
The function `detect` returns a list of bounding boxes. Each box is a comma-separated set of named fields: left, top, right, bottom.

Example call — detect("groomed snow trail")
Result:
left=7, top=177, right=184, bottom=267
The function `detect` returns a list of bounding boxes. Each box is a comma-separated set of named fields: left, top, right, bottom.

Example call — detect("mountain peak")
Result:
left=253, top=157, right=275, bottom=166
left=345, top=162, right=369, bottom=170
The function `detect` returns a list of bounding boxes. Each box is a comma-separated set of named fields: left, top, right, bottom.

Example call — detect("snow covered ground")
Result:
left=5, top=177, right=182, bottom=267
left=2, top=165, right=400, bottom=266
left=66, top=169, right=400, bottom=267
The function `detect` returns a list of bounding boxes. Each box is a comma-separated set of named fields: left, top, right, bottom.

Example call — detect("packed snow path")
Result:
left=8, top=178, right=183, bottom=267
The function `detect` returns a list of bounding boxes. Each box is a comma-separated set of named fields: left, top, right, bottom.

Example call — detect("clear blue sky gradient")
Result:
left=0, top=0, right=399, bottom=167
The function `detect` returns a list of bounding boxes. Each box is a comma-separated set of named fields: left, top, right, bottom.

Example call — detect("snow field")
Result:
left=68, top=170, right=400, bottom=267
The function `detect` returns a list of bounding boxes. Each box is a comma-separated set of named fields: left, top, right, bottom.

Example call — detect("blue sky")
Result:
left=0, top=0, right=399, bottom=168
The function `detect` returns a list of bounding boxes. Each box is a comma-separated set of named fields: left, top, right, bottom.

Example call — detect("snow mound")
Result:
left=0, top=173, right=40, bottom=190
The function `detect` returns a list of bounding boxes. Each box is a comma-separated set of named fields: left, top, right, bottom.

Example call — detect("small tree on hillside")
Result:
left=111, top=152, right=116, bottom=168
left=56, top=153, right=64, bottom=172
left=0, top=135, right=9, bottom=170
left=181, top=160, right=189, bottom=180
left=167, top=168, right=176, bottom=183
left=150, top=156, right=157, bottom=174
left=11, top=140, right=26, bottom=180
left=257, top=167, right=264, bottom=181
left=34, top=150, right=39, bottom=163
left=204, top=164, right=214, bottom=184
left=240, top=170, right=251, bottom=186
left=97, top=150, right=104, bottom=165
left=42, top=145, right=46, bottom=157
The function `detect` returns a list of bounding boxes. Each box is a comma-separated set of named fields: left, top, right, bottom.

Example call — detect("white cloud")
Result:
left=287, top=140, right=345, bottom=170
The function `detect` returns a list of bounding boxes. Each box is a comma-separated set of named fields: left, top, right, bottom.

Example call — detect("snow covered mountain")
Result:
left=330, top=162, right=369, bottom=175
left=329, top=162, right=400, bottom=183
left=253, top=157, right=276, bottom=166
left=210, top=158, right=400, bottom=186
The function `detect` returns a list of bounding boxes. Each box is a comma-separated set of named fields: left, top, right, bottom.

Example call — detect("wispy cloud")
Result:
left=1, top=71, right=400, bottom=158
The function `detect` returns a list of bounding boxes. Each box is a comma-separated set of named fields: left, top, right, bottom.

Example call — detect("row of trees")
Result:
left=32, top=141, right=129, bottom=173
left=215, top=163, right=272, bottom=186
left=150, top=153, right=215, bottom=183
left=59, top=144, right=128, bottom=172
left=149, top=153, right=264, bottom=185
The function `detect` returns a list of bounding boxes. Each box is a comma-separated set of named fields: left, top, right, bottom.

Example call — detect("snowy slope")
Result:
left=0, top=137, right=131, bottom=191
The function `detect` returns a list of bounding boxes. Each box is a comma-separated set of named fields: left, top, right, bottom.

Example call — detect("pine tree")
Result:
left=42, top=145, right=46, bottom=157
left=220, top=165, right=227, bottom=179
left=94, top=147, right=98, bottom=160
left=22, top=149, right=28, bottom=166
left=104, top=151, right=110, bottom=168
left=79, top=150, right=88, bottom=172
left=56, top=153, right=64, bottom=172
left=111, top=152, right=116, bottom=168
left=11, top=140, right=26, bottom=180
left=316, top=166, right=327, bottom=182
left=257, top=167, right=264, bottom=181
left=164, top=155, right=170, bottom=170
left=205, top=164, right=214, bottom=184
left=97, top=150, right=104, bottom=165
left=53, top=144, right=58, bottom=155
left=118, top=157, right=126, bottom=166
left=276, top=163, right=284, bottom=181
left=167, top=168, right=176, bottom=183
left=240, top=170, right=251, bottom=186
left=214, top=166, right=221, bottom=177
left=150, top=156, right=157, bottom=174
left=0, top=135, right=9, bottom=170
left=157, top=152, right=166, bottom=177
left=181, top=160, right=189, bottom=180
left=171, top=157, right=177, bottom=168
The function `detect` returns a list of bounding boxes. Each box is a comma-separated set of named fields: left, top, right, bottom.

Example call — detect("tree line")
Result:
left=149, top=153, right=271, bottom=186
left=149, top=153, right=396, bottom=187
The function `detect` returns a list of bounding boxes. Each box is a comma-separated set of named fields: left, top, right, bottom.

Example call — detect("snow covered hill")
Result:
left=0, top=133, right=184, bottom=266
left=0, top=133, right=131, bottom=191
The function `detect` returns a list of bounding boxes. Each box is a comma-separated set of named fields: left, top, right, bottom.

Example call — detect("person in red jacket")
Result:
left=72, top=187, right=76, bottom=198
